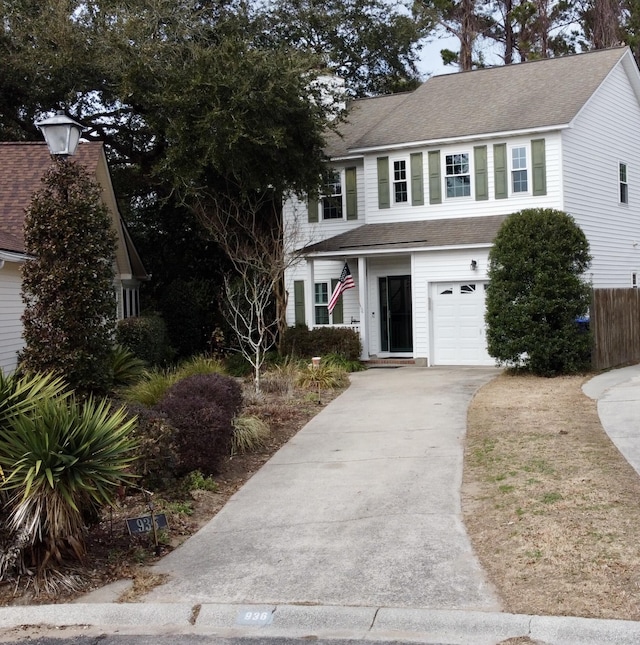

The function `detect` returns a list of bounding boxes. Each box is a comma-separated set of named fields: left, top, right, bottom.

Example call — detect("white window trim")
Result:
left=510, top=145, right=530, bottom=196
left=314, top=281, right=333, bottom=325
left=391, top=157, right=410, bottom=205
left=619, top=161, right=629, bottom=205
left=444, top=151, right=472, bottom=199
left=321, top=168, right=345, bottom=220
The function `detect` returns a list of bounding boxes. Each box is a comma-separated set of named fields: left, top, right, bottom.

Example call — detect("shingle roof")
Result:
left=327, top=47, right=629, bottom=156
left=302, top=214, right=507, bottom=254
left=0, top=142, right=102, bottom=252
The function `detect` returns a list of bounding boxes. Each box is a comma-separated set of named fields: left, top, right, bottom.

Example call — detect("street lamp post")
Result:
left=35, top=110, right=83, bottom=158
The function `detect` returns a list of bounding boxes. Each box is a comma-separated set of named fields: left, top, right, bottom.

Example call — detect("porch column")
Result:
left=357, top=256, right=369, bottom=360
left=306, top=258, right=315, bottom=329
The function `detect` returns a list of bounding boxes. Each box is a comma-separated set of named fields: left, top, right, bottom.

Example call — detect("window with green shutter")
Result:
left=428, top=150, right=441, bottom=204
left=410, top=153, right=424, bottom=206
left=307, top=196, right=318, bottom=223
left=294, top=281, right=305, bottom=325
left=493, top=143, right=507, bottom=199
left=345, top=167, right=358, bottom=219
left=377, top=157, right=390, bottom=209
left=330, top=279, right=344, bottom=324
left=474, top=146, right=488, bottom=201
left=531, top=138, right=546, bottom=196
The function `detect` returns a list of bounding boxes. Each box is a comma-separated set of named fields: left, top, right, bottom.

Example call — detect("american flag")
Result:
left=328, top=262, right=356, bottom=314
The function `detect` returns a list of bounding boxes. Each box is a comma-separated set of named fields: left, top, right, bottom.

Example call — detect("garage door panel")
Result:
left=432, top=281, right=493, bottom=366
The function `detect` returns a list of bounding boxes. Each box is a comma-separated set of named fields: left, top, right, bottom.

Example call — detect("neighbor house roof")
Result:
left=327, top=47, right=631, bottom=156
left=0, top=142, right=148, bottom=280
left=302, top=214, right=507, bottom=255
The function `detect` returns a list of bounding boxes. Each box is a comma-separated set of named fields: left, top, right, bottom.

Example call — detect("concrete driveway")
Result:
left=143, top=366, right=501, bottom=611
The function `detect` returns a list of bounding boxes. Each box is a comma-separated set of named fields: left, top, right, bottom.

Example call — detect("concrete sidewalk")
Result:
left=142, top=366, right=501, bottom=610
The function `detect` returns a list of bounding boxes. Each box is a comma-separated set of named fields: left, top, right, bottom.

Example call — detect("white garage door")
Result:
left=431, top=282, right=494, bottom=366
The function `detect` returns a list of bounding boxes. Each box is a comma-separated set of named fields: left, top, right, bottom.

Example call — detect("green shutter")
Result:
left=474, top=145, right=488, bottom=201
left=428, top=150, right=441, bottom=204
left=493, top=143, right=507, bottom=200
left=307, top=196, right=318, bottom=223
left=377, top=157, right=390, bottom=209
left=330, top=279, right=343, bottom=324
left=532, top=138, right=547, bottom=196
left=410, top=152, right=424, bottom=206
left=345, top=167, right=358, bottom=220
left=294, top=280, right=305, bottom=325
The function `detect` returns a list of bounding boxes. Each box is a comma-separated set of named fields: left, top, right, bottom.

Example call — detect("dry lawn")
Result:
left=465, top=372, right=640, bottom=620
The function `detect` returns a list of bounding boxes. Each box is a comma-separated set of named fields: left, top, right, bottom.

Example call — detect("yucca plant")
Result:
left=110, top=344, right=147, bottom=387
left=0, top=370, right=69, bottom=427
left=296, top=363, right=349, bottom=389
left=0, top=396, right=138, bottom=569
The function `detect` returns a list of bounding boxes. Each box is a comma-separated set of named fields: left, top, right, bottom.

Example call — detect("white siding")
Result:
left=362, top=134, right=563, bottom=225
left=562, top=60, right=640, bottom=287
left=0, top=262, right=25, bottom=374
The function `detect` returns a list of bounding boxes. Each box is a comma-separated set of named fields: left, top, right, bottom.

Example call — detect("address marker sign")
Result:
left=125, top=513, right=168, bottom=535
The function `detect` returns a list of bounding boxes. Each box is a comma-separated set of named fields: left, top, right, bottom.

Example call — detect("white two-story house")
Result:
left=283, top=46, right=640, bottom=366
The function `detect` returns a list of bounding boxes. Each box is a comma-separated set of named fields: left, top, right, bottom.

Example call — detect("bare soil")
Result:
left=465, top=372, right=640, bottom=620
left=0, top=384, right=344, bottom=606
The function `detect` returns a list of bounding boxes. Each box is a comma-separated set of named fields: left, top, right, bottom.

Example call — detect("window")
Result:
left=511, top=147, right=528, bottom=193
left=122, top=287, right=140, bottom=318
left=322, top=171, right=343, bottom=219
left=620, top=162, right=629, bottom=204
left=393, top=160, right=408, bottom=203
left=460, top=284, right=476, bottom=294
left=445, top=153, right=470, bottom=198
left=314, top=282, right=329, bottom=324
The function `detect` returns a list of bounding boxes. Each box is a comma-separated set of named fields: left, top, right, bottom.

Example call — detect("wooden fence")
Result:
left=591, top=288, right=640, bottom=371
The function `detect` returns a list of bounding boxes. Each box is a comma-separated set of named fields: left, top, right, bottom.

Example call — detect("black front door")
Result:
left=379, top=275, right=413, bottom=352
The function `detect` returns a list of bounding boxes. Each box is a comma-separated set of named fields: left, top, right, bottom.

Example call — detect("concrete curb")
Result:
left=1, top=603, right=640, bottom=644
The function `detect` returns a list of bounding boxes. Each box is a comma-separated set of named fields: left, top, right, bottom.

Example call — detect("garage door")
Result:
left=431, top=282, right=494, bottom=366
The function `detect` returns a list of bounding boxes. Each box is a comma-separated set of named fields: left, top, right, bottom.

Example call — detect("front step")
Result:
left=364, top=358, right=416, bottom=368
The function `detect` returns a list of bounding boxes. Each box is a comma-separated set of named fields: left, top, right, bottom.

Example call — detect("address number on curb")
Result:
left=236, top=608, right=274, bottom=626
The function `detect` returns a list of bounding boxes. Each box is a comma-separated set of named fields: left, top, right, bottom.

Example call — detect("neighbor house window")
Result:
left=445, top=153, right=470, bottom=197
left=315, top=282, right=329, bottom=324
left=393, top=160, right=408, bottom=203
left=620, top=162, right=629, bottom=204
left=122, top=287, right=140, bottom=319
left=511, top=146, right=528, bottom=193
left=322, top=171, right=343, bottom=219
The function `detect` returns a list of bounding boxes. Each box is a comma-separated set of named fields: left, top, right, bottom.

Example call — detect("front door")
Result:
left=379, top=275, right=413, bottom=352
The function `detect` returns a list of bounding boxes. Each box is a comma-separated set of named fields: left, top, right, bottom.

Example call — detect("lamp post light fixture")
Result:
left=35, top=110, right=83, bottom=158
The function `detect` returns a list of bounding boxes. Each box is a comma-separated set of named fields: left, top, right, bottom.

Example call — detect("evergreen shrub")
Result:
left=281, top=325, right=361, bottom=361
left=116, top=314, right=174, bottom=367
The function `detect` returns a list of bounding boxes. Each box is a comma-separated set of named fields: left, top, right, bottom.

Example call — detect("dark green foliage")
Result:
left=110, top=344, right=147, bottom=387
left=116, top=314, right=174, bottom=367
left=157, top=374, right=242, bottom=476
left=158, top=279, right=218, bottom=360
left=124, top=403, right=178, bottom=490
left=486, top=208, right=592, bottom=376
left=281, top=325, right=362, bottom=362
left=224, top=352, right=254, bottom=378
left=20, top=160, right=117, bottom=394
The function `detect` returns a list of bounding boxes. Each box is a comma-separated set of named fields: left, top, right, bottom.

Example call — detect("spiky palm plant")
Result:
left=0, top=370, right=69, bottom=428
left=0, top=396, right=138, bottom=568
left=110, top=344, right=148, bottom=387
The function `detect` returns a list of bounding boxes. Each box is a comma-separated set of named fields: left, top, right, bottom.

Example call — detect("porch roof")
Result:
left=301, top=214, right=507, bottom=255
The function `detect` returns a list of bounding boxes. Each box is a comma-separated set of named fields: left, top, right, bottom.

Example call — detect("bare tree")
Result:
left=193, top=187, right=309, bottom=393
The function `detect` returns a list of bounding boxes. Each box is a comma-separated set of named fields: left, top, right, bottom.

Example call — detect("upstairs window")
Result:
left=393, top=160, right=408, bottom=203
left=445, top=153, right=470, bottom=198
left=620, top=162, right=629, bottom=204
left=322, top=171, right=343, bottom=219
left=511, top=147, right=528, bottom=193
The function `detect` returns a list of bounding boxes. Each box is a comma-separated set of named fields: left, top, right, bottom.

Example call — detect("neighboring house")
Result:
left=0, top=141, right=148, bottom=374
left=284, top=46, right=640, bottom=366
